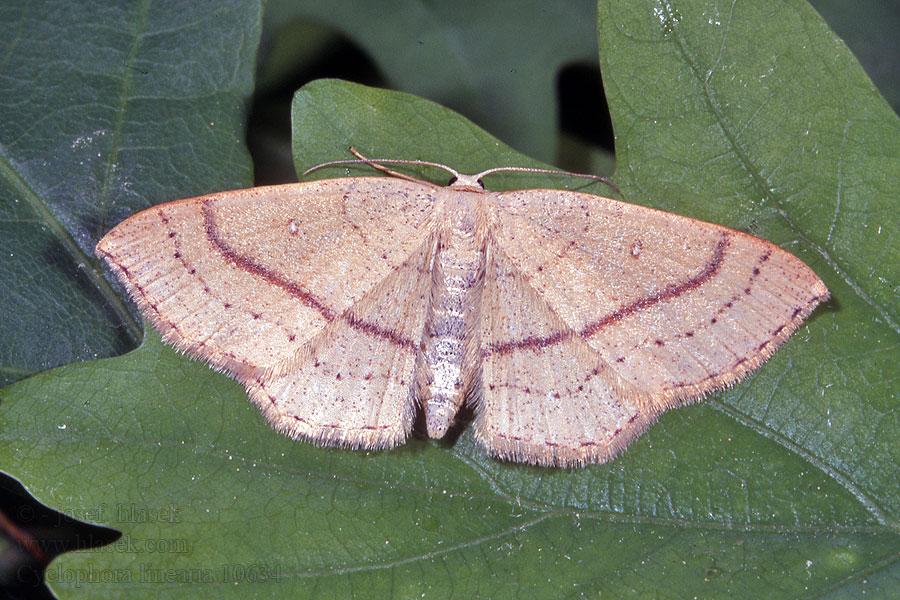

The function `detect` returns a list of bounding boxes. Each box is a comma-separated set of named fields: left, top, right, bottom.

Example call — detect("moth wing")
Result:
left=97, top=178, right=438, bottom=383
left=476, top=189, right=827, bottom=466
left=488, top=189, right=827, bottom=404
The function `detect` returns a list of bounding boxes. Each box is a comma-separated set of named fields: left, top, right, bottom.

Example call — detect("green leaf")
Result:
left=2, top=1, right=899, bottom=599
left=0, top=1, right=259, bottom=386
left=596, top=0, right=900, bottom=519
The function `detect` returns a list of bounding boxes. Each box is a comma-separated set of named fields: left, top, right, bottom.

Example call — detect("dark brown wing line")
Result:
left=202, top=199, right=417, bottom=351
left=485, top=233, right=729, bottom=356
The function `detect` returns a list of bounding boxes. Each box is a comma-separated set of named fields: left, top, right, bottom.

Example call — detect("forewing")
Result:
left=96, top=178, right=438, bottom=382
left=489, top=189, right=828, bottom=406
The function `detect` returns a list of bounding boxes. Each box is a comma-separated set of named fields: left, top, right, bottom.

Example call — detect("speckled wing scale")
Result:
left=97, top=163, right=828, bottom=467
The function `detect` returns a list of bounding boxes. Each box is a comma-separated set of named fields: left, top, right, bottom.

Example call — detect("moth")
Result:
left=97, top=152, right=828, bottom=466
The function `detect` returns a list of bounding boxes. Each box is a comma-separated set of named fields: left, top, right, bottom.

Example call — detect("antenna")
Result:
left=304, top=147, right=620, bottom=196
